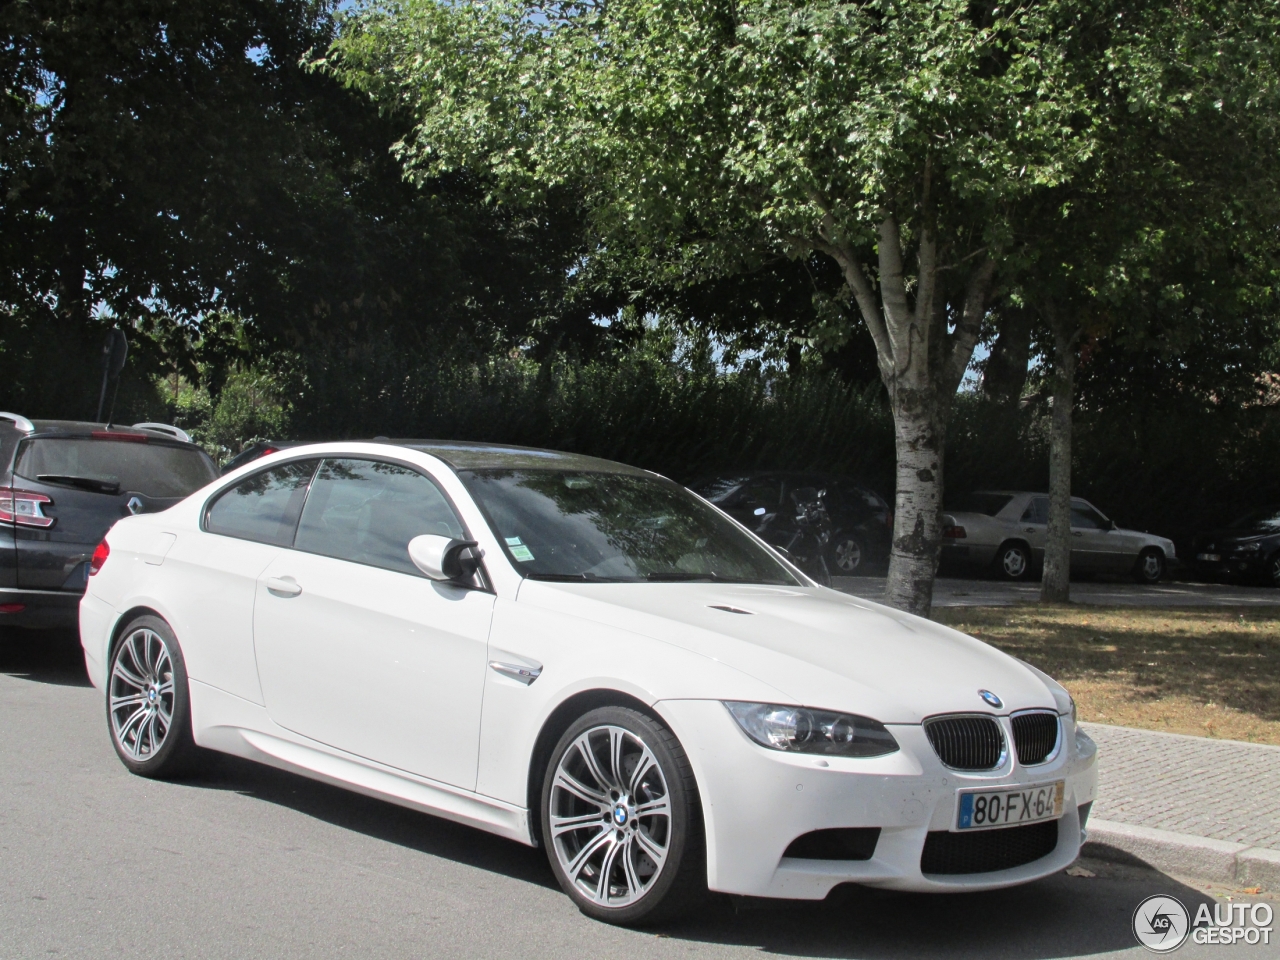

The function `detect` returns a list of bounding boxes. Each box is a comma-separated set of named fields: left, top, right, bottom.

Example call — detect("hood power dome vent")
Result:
left=708, top=604, right=754, bottom=615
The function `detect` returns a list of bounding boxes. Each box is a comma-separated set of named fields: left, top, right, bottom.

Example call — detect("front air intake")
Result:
left=923, top=715, right=1004, bottom=770
left=921, top=820, right=1059, bottom=875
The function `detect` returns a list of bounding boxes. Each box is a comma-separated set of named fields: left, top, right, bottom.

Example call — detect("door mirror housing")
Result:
left=407, top=535, right=483, bottom=582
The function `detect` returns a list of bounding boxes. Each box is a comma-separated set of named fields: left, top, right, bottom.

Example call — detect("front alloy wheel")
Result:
left=1268, top=552, right=1280, bottom=587
left=1133, top=548, right=1165, bottom=584
left=107, top=616, right=198, bottom=777
left=542, top=707, right=704, bottom=925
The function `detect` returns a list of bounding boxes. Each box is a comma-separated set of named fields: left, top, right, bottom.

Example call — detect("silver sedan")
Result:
left=941, top=491, right=1176, bottom=582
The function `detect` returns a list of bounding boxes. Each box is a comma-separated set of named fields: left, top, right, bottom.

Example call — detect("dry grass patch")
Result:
left=933, top=604, right=1280, bottom=745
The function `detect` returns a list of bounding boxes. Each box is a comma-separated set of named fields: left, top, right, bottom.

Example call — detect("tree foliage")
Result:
left=327, top=0, right=1280, bottom=612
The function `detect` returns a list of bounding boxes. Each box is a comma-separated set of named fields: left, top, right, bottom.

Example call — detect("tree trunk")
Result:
left=1040, top=320, right=1077, bottom=603
left=809, top=198, right=995, bottom=617
left=884, top=388, right=946, bottom=614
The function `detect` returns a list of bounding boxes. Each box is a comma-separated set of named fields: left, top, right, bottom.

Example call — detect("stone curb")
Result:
left=1084, top=819, right=1280, bottom=889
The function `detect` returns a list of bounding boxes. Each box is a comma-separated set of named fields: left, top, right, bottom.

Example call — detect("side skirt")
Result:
left=189, top=679, right=534, bottom=846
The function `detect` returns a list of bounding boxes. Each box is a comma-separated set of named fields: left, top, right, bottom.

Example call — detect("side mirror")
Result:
left=408, top=535, right=483, bottom=582
left=1108, top=520, right=1118, bottom=531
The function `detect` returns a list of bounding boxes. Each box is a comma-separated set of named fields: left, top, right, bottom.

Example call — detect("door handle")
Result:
left=1072, top=532, right=1083, bottom=538
left=265, top=576, right=302, bottom=597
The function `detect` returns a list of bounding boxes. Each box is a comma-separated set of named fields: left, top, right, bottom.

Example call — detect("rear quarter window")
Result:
left=205, top=460, right=320, bottom=546
left=946, top=493, right=1014, bottom=517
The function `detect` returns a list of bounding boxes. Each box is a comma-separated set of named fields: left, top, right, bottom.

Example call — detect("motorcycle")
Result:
left=770, top=486, right=833, bottom=586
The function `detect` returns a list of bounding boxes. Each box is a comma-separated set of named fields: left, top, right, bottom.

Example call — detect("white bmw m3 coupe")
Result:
left=79, top=441, right=1098, bottom=924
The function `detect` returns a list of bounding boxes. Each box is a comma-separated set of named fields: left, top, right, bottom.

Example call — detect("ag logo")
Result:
left=1133, top=895, right=1189, bottom=952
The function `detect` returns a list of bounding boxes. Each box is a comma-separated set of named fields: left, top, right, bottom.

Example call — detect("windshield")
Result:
left=1227, top=506, right=1280, bottom=532
left=461, top=469, right=801, bottom=584
left=15, top=437, right=217, bottom=498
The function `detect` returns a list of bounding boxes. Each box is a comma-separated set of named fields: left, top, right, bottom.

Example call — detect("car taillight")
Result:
left=89, top=539, right=110, bottom=575
left=0, top=487, right=55, bottom=528
left=943, top=525, right=967, bottom=539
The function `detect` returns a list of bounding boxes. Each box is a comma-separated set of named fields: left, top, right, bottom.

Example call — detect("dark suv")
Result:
left=1, top=414, right=218, bottom=628
left=690, top=471, right=893, bottom=574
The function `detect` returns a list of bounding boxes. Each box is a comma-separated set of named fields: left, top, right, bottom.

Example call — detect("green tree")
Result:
left=1000, top=8, right=1280, bottom=600
left=327, top=0, right=1117, bottom=614
left=0, top=0, right=596, bottom=420
left=328, top=0, right=1280, bottom=613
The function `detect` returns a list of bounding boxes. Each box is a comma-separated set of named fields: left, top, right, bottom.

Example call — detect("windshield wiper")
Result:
left=36, top=475, right=121, bottom=495
left=526, top=572, right=627, bottom=582
left=645, top=572, right=727, bottom=582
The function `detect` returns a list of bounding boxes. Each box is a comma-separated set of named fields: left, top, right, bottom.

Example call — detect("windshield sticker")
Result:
left=505, top=536, right=524, bottom=545
left=510, top=544, right=535, bottom=562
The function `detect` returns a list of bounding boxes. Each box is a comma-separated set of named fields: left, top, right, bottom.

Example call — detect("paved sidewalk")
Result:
left=833, top=575, right=1280, bottom=608
left=1081, top=722, right=1280, bottom=886
left=1085, top=723, right=1280, bottom=851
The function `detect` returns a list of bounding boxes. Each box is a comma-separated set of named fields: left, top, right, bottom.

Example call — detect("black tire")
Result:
left=994, top=541, right=1032, bottom=581
left=106, top=615, right=199, bottom=778
left=1266, top=552, right=1280, bottom=588
left=1133, top=548, right=1166, bottom=584
left=827, top=533, right=865, bottom=575
left=540, top=706, right=706, bottom=926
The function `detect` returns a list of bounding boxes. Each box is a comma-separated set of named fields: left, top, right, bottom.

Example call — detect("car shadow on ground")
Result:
left=658, top=860, right=1215, bottom=959
left=0, top=626, right=92, bottom=687
left=181, top=749, right=560, bottom=891
left=181, top=747, right=1211, bottom=960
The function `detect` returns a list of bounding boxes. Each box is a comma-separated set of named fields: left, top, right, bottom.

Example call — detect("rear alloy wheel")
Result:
left=1133, top=548, right=1166, bottom=584
left=995, top=542, right=1031, bottom=581
left=828, top=534, right=864, bottom=574
left=542, top=707, right=704, bottom=926
left=1267, top=552, right=1280, bottom=587
left=107, top=616, right=199, bottom=778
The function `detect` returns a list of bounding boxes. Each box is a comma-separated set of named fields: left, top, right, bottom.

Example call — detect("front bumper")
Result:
left=659, top=699, right=1098, bottom=899
left=1192, top=552, right=1266, bottom=581
left=0, top=586, right=83, bottom=629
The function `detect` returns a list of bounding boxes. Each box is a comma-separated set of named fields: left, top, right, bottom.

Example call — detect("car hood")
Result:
left=516, top=580, right=1060, bottom=724
left=1197, top=528, right=1278, bottom=547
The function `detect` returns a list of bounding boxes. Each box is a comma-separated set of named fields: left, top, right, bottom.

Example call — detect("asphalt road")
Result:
left=1, top=628, right=1273, bottom=960
left=833, top=575, right=1280, bottom=608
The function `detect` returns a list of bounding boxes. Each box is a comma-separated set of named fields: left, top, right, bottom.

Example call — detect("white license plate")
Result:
left=1197, top=553, right=1221, bottom=562
left=956, top=781, right=1064, bottom=831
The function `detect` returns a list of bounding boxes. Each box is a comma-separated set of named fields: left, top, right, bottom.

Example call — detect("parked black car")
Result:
left=0, top=414, right=218, bottom=628
left=690, top=472, right=892, bottom=574
left=1191, top=506, right=1280, bottom=586
left=220, top=439, right=301, bottom=474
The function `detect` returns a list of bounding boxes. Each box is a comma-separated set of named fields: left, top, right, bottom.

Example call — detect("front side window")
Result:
left=205, top=460, right=319, bottom=546
left=293, top=459, right=464, bottom=576
left=461, top=469, right=800, bottom=584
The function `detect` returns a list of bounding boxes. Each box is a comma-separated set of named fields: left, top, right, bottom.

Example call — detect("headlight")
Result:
left=1235, top=541, right=1263, bottom=554
left=723, top=701, right=899, bottom=757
